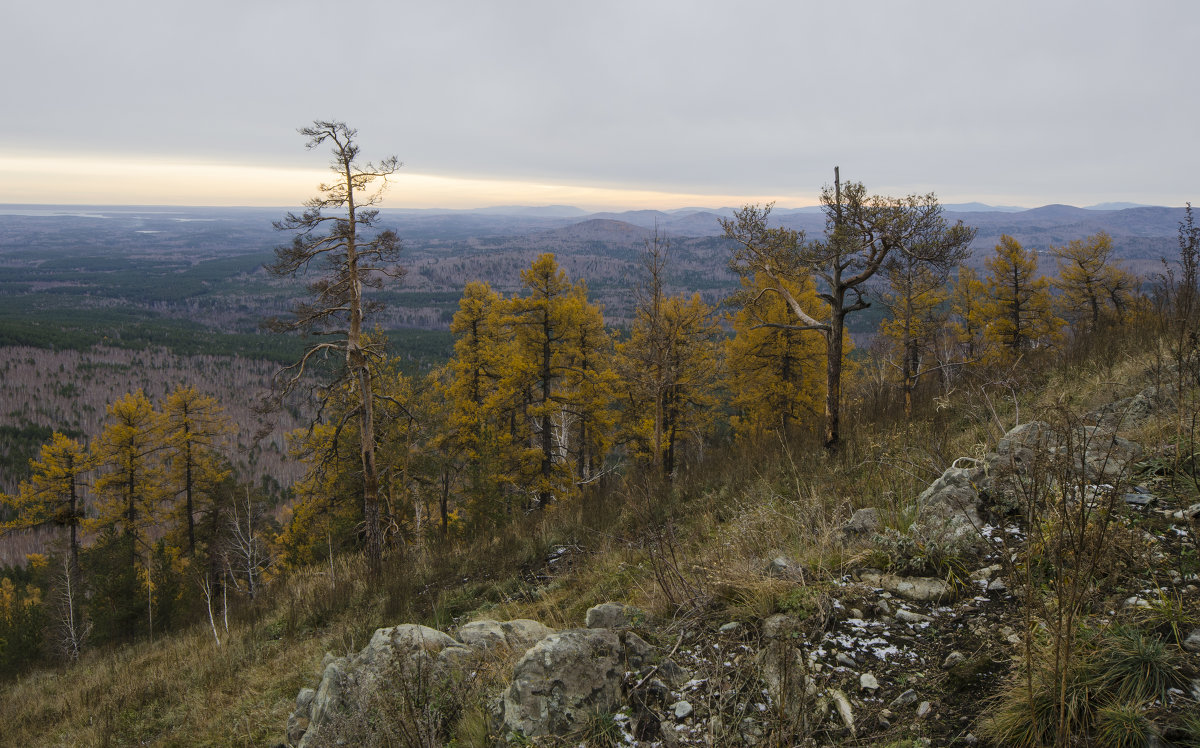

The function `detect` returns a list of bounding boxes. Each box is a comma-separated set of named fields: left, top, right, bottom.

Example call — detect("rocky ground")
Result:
left=281, top=384, right=1200, bottom=747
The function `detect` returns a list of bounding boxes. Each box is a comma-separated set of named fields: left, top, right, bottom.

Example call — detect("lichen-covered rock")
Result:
left=300, top=659, right=348, bottom=748
left=912, top=458, right=988, bottom=548
left=354, top=624, right=458, bottom=669
left=286, top=687, right=315, bottom=746
left=456, top=617, right=555, bottom=653
left=501, top=627, right=654, bottom=737
left=585, top=602, right=645, bottom=630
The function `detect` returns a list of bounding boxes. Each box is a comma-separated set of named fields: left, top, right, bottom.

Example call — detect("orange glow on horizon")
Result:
left=0, top=151, right=820, bottom=211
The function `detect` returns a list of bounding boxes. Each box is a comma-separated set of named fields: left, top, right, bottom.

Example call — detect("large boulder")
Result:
left=501, top=627, right=655, bottom=738
left=289, top=621, right=543, bottom=747
left=912, top=458, right=988, bottom=546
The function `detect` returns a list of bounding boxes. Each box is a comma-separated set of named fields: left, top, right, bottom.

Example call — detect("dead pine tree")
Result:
left=264, top=121, right=404, bottom=573
left=722, top=167, right=974, bottom=450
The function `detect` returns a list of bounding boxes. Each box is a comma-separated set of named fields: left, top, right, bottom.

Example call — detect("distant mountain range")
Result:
left=1, top=201, right=1185, bottom=276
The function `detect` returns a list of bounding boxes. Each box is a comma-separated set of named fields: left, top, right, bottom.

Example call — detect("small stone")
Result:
left=767, top=556, right=794, bottom=576
left=1124, top=596, right=1152, bottom=609
left=850, top=607, right=865, bottom=619
left=860, top=672, right=880, bottom=691
left=969, top=564, right=1001, bottom=583
left=875, top=600, right=892, bottom=617
left=1182, top=502, right=1200, bottom=519
left=836, top=652, right=857, bottom=668
left=585, top=602, right=644, bottom=629
left=719, top=621, right=743, bottom=635
left=917, top=701, right=932, bottom=718
left=987, top=577, right=1007, bottom=592
left=830, top=688, right=855, bottom=735
left=1183, top=628, right=1200, bottom=653
left=844, top=507, right=881, bottom=534
left=964, top=733, right=979, bottom=744
left=942, top=651, right=966, bottom=669
left=895, top=608, right=934, bottom=624
left=672, top=700, right=693, bottom=720
left=890, top=689, right=918, bottom=708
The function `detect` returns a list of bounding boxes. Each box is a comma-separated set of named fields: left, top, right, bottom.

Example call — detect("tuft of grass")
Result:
left=1093, top=702, right=1154, bottom=748
left=1091, top=626, right=1186, bottom=706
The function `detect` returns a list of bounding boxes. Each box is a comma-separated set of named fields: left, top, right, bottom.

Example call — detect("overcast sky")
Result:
left=2, top=1, right=1196, bottom=210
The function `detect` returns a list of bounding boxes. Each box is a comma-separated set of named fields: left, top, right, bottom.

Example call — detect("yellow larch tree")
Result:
left=725, top=272, right=829, bottom=439
left=160, top=385, right=233, bottom=558
left=1050, top=231, right=1136, bottom=328
left=982, top=235, right=1062, bottom=361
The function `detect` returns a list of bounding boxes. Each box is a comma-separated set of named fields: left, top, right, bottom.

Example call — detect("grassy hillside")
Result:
left=1, top=328, right=1197, bottom=747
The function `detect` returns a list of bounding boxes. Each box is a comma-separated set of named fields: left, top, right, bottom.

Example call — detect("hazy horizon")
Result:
left=3, top=1, right=1196, bottom=210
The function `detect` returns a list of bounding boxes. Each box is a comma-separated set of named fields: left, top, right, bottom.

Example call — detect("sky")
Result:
left=2, top=1, right=1197, bottom=211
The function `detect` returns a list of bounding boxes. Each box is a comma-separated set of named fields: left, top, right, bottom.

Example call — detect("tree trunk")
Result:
left=825, top=313, right=844, bottom=451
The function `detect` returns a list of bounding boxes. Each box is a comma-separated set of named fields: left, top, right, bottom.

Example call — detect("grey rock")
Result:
left=673, top=700, right=693, bottom=720
left=1087, top=386, right=1173, bottom=428
left=850, top=607, right=864, bottom=619
left=501, top=619, right=556, bottom=650
left=970, top=564, right=1001, bottom=583
left=585, top=602, right=645, bottom=630
left=917, top=700, right=933, bottom=718
left=875, top=599, right=892, bottom=617
left=942, top=651, right=966, bottom=669
left=756, top=641, right=814, bottom=720
left=293, top=623, right=472, bottom=747
left=830, top=688, right=855, bottom=736
left=860, top=672, right=880, bottom=691
left=844, top=507, right=881, bottom=535
left=1183, top=628, right=1200, bottom=653
left=719, top=621, right=744, bottom=635
left=987, top=577, right=1008, bottom=592
left=890, top=689, right=918, bottom=708
left=458, top=618, right=556, bottom=652
left=860, top=571, right=954, bottom=602
left=1183, top=503, right=1200, bottom=520
left=767, top=555, right=796, bottom=577
left=912, top=459, right=988, bottom=550
left=761, top=614, right=801, bottom=640
left=836, top=652, right=857, bottom=668
left=286, top=687, right=316, bottom=746
left=895, top=608, right=934, bottom=624
left=354, top=624, right=458, bottom=669
left=302, top=659, right=349, bottom=748
left=502, top=627, right=648, bottom=738
left=656, top=659, right=690, bottom=687
left=456, top=619, right=507, bottom=649
left=1122, top=492, right=1157, bottom=507
left=1075, top=426, right=1143, bottom=481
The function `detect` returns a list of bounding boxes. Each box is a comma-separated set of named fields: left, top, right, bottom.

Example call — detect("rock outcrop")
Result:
left=501, top=626, right=656, bottom=737
left=287, top=619, right=556, bottom=747
left=284, top=604, right=683, bottom=746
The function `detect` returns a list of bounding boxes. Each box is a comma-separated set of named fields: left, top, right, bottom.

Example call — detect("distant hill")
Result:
left=1085, top=202, right=1158, bottom=210
left=537, top=218, right=649, bottom=244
